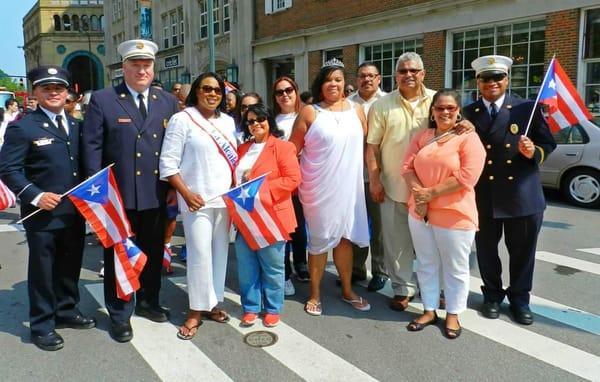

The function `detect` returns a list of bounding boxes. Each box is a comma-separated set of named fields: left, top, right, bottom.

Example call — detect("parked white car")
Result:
left=540, top=118, right=600, bottom=208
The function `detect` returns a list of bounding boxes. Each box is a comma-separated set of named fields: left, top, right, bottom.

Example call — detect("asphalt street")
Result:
left=0, top=189, right=599, bottom=382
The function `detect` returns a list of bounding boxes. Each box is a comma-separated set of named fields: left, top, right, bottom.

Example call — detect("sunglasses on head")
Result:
left=245, top=116, right=267, bottom=126
left=478, top=73, right=506, bottom=83
left=433, top=105, right=458, bottom=112
left=397, top=68, right=422, bottom=75
left=274, top=87, right=295, bottom=97
left=200, top=85, right=222, bottom=95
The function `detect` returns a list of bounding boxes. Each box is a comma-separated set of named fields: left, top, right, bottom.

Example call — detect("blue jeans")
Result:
left=235, top=234, right=285, bottom=314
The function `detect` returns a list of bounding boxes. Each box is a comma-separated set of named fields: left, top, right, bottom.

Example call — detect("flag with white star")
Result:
left=538, top=58, right=592, bottom=132
left=113, top=238, right=147, bottom=301
left=223, top=173, right=290, bottom=250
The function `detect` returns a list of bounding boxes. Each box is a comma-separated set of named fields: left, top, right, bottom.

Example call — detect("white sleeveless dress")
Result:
left=298, top=104, right=369, bottom=253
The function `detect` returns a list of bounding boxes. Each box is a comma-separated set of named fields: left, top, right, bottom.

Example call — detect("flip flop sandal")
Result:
left=205, top=309, right=230, bottom=323
left=342, top=296, right=371, bottom=311
left=304, top=301, right=322, bottom=316
left=177, top=320, right=202, bottom=340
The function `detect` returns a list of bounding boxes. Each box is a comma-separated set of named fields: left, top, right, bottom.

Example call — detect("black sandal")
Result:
left=406, top=312, right=438, bottom=332
left=445, top=323, right=462, bottom=339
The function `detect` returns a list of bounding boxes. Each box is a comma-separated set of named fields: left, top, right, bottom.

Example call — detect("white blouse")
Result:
left=275, top=112, right=297, bottom=141
left=235, top=142, right=265, bottom=186
left=159, top=107, right=237, bottom=209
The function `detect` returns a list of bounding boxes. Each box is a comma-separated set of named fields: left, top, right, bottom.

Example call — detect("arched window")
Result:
left=72, top=15, right=80, bottom=31
left=90, top=15, right=99, bottom=31
left=81, top=15, right=89, bottom=31
left=63, top=14, right=71, bottom=31
left=99, top=15, right=104, bottom=31
left=53, top=15, right=61, bottom=31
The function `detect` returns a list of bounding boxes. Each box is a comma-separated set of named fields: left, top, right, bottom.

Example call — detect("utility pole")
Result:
left=207, top=0, right=215, bottom=72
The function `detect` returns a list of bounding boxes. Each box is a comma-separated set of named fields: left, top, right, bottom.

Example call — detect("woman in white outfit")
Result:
left=289, top=59, right=371, bottom=316
left=159, top=72, right=237, bottom=340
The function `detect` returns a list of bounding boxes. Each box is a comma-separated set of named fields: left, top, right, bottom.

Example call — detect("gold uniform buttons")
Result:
left=136, top=153, right=142, bottom=157
left=505, top=143, right=511, bottom=148
left=73, top=172, right=77, bottom=176
left=487, top=160, right=493, bottom=165
left=154, top=169, right=159, bottom=175
left=137, top=134, right=141, bottom=139
left=489, top=176, right=494, bottom=180
left=506, top=159, right=512, bottom=164
left=486, top=144, right=491, bottom=149
left=508, top=176, right=514, bottom=180
left=67, top=142, right=71, bottom=145
left=70, top=156, right=74, bottom=160
left=155, top=151, right=159, bottom=156
left=153, top=133, right=158, bottom=138
left=136, top=170, right=141, bottom=176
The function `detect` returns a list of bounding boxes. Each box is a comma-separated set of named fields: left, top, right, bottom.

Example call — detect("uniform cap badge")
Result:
left=136, top=42, right=144, bottom=49
left=487, top=57, right=495, bottom=65
left=510, top=124, right=519, bottom=135
left=48, top=68, right=58, bottom=75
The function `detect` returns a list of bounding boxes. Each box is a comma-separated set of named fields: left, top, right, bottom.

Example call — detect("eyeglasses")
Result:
left=358, top=73, right=379, bottom=80
left=397, top=68, right=422, bottom=75
left=200, top=85, right=222, bottom=95
left=240, top=104, right=254, bottom=112
left=274, top=87, right=295, bottom=97
left=245, top=116, right=267, bottom=126
left=478, top=73, right=507, bottom=83
left=433, top=106, right=459, bottom=113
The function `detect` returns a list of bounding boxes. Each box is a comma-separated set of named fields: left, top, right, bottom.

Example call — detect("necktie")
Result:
left=55, top=115, right=67, bottom=136
left=138, top=93, right=147, bottom=120
left=490, top=102, right=498, bottom=120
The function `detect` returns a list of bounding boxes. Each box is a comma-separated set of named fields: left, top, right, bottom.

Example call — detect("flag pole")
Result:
left=524, top=55, right=556, bottom=136
left=16, top=163, right=115, bottom=224
left=204, top=172, right=271, bottom=204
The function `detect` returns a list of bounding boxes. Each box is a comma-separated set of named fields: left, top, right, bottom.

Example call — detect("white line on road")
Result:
left=169, top=276, right=378, bottom=382
left=537, top=251, right=600, bottom=276
left=577, top=248, right=600, bottom=257
left=0, top=224, right=24, bottom=233
left=85, top=283, right=233, bottom=382
left=327, top=267, right=600, bottom=381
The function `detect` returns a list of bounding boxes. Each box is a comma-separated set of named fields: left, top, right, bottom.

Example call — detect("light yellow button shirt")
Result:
left=366, top=86, right=436, bottom=203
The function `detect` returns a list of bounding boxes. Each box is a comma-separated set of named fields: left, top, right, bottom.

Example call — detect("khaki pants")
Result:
left=380, top=197, right=418, bottom=297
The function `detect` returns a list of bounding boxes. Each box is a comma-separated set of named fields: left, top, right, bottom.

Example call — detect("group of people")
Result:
left=0, top=36, right=556, bottom=351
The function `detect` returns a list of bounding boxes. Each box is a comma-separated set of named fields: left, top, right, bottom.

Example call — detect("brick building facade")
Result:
left=251, top=0, right=600, bottom=114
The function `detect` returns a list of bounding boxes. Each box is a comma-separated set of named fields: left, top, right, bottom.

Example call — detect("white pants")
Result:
left=182, top=207, right=229, bottom=311
left=408, top=215, right=474, bottom=314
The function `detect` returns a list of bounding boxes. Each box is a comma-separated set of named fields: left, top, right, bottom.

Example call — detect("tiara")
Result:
left=322, top=58, right=345, bottom=69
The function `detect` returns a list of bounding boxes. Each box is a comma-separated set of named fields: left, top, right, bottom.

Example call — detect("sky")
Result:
left=0, top=1, right=38, bottom=78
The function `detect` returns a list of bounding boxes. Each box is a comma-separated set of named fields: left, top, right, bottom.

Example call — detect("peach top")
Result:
left=401, top=129, right=486, bottom=230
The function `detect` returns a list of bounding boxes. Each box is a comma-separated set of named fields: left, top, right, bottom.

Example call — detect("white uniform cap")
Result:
left=117, top=39, right=158, bottom=61
left=471, top=55, right=513, bottom=77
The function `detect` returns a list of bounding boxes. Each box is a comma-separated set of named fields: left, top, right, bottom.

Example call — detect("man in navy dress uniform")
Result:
left=82, top=40, right=179, bottom=342
left=0, top=66, right=96, bottom=351
left=462, top=55, right=556, bottom=325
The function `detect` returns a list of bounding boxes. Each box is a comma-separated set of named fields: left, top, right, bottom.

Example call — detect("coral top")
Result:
left=401, top=129, right=486, bottom=230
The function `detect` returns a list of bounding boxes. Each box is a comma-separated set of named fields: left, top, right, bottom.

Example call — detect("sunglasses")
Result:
left=433, top=106, right=458, bottom=112
left=397, top=68, right=422, bottom=75
left=478, top=73, right=506, bottom=83
left=274, top=87, right=295, bottom=97
left=200, top=85, right=222, bottom=95
left=245, top=116, right=267, bottom=126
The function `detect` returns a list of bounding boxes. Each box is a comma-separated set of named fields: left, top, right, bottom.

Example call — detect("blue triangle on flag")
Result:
left=226, top=176, right=265, bottom=212
left=69, top=168, right=109, bottom=204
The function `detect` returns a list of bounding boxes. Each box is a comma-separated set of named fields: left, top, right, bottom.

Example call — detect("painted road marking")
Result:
left=577, top=248, right=600, bottom=257
left=537, top=251, right=600, bottom=276
left=169, top=277, right=378, bottom=382
left=86, top=283, right=233, bottom=382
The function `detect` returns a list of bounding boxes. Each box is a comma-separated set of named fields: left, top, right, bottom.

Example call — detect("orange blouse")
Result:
left=401, top=129, right=486, bottom=230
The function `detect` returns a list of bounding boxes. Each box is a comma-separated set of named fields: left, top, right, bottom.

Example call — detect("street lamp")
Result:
left=78, top=29, right=94, bottom=91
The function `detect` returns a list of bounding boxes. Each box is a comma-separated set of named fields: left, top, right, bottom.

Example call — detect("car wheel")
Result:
left=561, top=168, right=600, bottom=208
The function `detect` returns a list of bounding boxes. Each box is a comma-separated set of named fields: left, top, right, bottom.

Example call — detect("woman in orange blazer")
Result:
left=234, top=103, right=301, bottom=328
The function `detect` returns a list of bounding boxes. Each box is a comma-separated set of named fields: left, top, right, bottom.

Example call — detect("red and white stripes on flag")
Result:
left=538, top=58, right=593, bottom=133
left=114, top=238, right=147, bottom=301
left=0, top=179, right=16, bottom=211
left=223, top=174, right=289, bottom=251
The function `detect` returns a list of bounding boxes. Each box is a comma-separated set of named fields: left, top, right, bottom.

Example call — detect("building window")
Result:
left=199, top=0, right=224, bottom=39
left=213, top=0, right=220, bottom=35
left=583, top=8, right=600, bottom=114
left=200, top=0, right=208, bottom=39
left=90, top=15, right=99, bottom=31
left=134, top=25, right=139, bottom=38
left=171, top=12, right=178, bottom=46
left=81, top=15, right=89, bottom=31
left=72, top=15, right=80, bottom=31
left=265, top=0, right=292, bottom=14
left=54, top=15, right=61, bottom=31
left=63, top=15, right=71, bottom=31
left=223, top=0, right=230, bottom=33
left=179, top=7, right=184, bottom=44
left=450, top=19, right=546, bottom=105
left=362, top=38, right=424, bottom=92
left=323, top=48, right=343, bottom=65
left=112, top=0, right=122, bottom=21
left=99, top=15, right=104, bottom=31
left=162, top=14, right=169, bottom=49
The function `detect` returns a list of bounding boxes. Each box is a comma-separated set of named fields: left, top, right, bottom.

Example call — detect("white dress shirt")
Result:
left=482, top=93, right=506, bottom=117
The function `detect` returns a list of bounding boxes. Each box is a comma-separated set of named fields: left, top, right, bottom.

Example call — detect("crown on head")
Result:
left=322, top=58, right=345, bottom=69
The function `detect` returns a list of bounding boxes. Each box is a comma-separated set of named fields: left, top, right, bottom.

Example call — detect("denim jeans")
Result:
left=235, top=234, right=285, bottom=314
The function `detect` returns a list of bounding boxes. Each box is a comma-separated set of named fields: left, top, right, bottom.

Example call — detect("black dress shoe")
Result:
left=56, top=314, right=97, bottom=329
left=110, top=321, right=133, bottom=343
left=510, top=305, right=534, bottom=325
left=32, top=331, right=64, bottom=351
left=367, top=275, right=388, bottom=291
left=135, top=302, right=169, bottom=322
left=481, top=301, right=500, bottom=319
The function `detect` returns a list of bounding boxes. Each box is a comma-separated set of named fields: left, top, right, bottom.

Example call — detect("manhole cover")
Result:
left=243, top=330, right=278, bottom=348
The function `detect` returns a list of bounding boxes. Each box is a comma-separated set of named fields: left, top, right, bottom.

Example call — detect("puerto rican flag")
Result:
left=538, top=58, right=593, bottom=133
left=0, top=180, right=16, bottom=211
left=67, top=167, right=133, bottom=248
left=113, top=238, right=147, bottom=301
left=163, top=245, right=173, bottom=273
left=222, top=173, right=289, bottom=250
